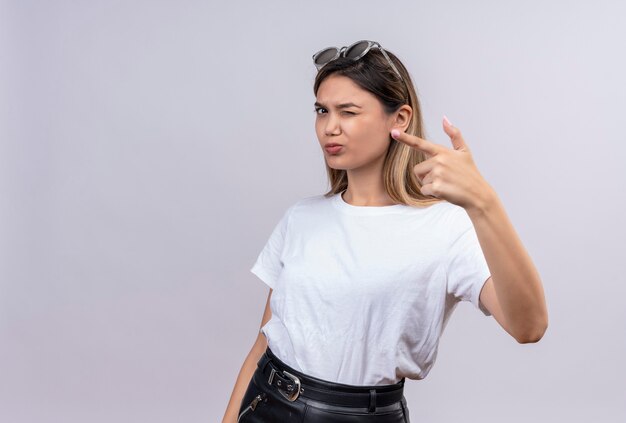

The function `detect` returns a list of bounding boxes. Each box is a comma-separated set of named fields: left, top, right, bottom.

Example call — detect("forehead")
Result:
left=315, top=75, right=374, bottom=106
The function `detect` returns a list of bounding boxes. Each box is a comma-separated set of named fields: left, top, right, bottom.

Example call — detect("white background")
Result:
left=1, top=0, right=624, bottom=422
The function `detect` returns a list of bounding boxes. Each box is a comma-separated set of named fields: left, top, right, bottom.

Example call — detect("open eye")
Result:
left=313, top=107, right=356, bottom=116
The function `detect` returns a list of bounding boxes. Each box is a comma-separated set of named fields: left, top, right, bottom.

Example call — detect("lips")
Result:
left=324, top=144, right=343, bottom=154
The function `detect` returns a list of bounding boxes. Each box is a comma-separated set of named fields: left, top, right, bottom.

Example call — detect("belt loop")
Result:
left=368, top=389, right=376, bottom=412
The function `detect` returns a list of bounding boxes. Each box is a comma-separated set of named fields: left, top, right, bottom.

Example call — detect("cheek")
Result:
left=358, top=124, right=390, bottom=149
left=354, top=117, right=385, bottom=137
left=314, top=121, right=324, bottom=139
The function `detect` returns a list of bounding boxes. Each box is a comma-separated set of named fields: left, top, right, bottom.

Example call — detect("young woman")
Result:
left=222, top=40, right=548, bottom=423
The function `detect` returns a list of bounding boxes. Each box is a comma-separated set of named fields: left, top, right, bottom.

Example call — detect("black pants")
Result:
left=237, top=346, right=411, bottom=422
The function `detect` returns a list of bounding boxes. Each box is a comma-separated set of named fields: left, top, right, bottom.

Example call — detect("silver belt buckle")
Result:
left=268, top=368, right=302, bottom=401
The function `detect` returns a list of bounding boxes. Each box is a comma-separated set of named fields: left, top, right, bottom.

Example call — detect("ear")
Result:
left=391, top=105, right=412, bottom=132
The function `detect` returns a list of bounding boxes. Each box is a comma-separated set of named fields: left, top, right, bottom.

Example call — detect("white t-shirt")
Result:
left=250, top=191, right=492, bottom=386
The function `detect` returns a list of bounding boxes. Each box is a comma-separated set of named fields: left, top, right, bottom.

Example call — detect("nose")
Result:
left=324, top=115, right=341, bottom=137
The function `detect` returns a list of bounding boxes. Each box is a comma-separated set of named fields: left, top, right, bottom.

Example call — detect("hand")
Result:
left=390, top=116, right=494, bottom=211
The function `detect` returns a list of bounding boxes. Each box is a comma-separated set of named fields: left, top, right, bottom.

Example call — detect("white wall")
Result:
left=1, top=0, right=624, bottom=422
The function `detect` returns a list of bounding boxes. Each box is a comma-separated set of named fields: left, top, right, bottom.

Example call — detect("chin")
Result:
left=325, top=159, right=356, bottom=171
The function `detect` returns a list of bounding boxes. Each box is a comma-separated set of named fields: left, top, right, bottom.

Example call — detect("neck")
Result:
left=342, top=157, right=396, bottom=207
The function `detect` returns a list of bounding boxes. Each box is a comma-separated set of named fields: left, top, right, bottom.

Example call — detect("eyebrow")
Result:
left=314, top=101, right=362, bottom=109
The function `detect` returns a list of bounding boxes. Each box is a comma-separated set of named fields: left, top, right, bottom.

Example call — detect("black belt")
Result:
left=257, top=347, right=405, bottom=410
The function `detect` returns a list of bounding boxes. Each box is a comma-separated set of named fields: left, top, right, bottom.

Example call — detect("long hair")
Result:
left=313, top=46, right=444, bottom=207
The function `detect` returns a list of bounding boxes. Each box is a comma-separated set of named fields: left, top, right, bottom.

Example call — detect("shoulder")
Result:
left=271, top=194, right=328, bottom=231
left=430, top=200, right=468, bottom=221
left=415, top=201, right=473, bottom=240
left=441, top=203, right=477, bottom=246
left=286, top=193, right=330, bottom=215
left=413, top=200, right=465, bottom=225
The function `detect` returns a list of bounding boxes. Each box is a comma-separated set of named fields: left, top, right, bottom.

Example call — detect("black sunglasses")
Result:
left=312, top=40, right=403, bottom=82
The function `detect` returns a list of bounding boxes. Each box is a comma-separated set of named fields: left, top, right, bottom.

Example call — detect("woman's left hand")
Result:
left=390, top=116, right=495, bottom=212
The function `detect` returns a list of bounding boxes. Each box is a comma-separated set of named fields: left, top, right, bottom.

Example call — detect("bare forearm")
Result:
left=466, top=188, right=548, bottom=342
left=221, top=336, right=268, bottom=423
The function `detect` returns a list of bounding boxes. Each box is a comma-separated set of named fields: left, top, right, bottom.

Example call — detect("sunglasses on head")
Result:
left=312, top=40, right=404, bottom=82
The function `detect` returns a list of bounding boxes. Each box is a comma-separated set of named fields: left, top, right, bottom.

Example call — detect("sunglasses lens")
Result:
left=314, top=48, right=339, bottom=67
left=344, top=41, right=370, bottom=60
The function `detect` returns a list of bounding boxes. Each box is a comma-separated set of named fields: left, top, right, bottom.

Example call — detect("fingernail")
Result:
left=443, top=115, right=452, bottom=127
left=391, top=129, right=400, bottom=138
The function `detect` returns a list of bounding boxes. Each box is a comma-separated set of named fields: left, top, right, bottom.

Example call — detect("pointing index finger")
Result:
left=390, top=129, right=441, bottom=156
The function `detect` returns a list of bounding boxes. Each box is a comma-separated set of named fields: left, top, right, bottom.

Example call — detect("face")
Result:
left=314, top=74, right=407, bottom=171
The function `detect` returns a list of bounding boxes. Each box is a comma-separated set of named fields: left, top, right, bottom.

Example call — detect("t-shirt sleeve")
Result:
left=445, top=207, right=492, bottom=316
left=250, top=205, right=294, bottom=290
